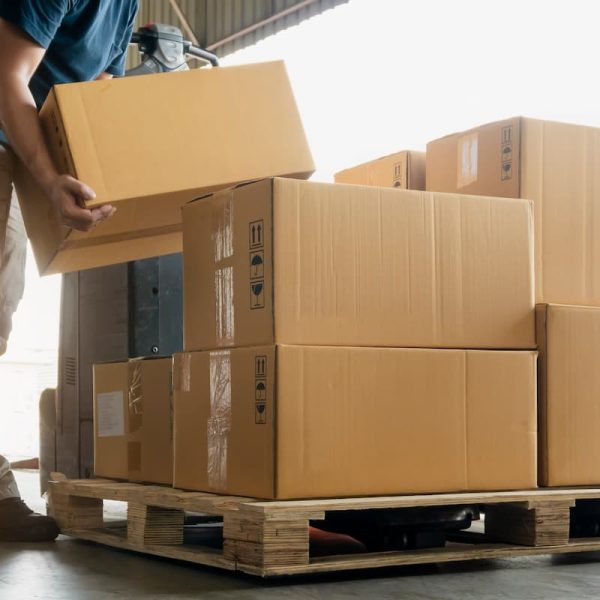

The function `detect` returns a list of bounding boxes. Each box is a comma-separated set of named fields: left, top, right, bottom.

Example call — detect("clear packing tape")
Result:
left=175, top=353, right=192, bottom=393
left=128, top=360, right=143, bottom=433
left=207, top=350, right=232, bottom=489
left=215, top=267, right=235, bottom=347
left=457, top=132, right=479, bottom=189
left=213, top=194, right=235, bottom=347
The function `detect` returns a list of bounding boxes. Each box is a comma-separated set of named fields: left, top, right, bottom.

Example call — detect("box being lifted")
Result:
left=14, top=61, right=314, bottom=275
left=183, top=178, right=536, bottom=351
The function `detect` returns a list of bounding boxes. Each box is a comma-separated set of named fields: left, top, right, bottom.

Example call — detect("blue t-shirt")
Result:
left=0, top=0, right=139, bottom=145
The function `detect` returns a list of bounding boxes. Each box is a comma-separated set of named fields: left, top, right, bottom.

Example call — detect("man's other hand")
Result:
left=45, top=174, right=116, bottom=231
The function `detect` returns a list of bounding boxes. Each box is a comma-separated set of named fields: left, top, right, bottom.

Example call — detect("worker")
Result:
left=0, top=0, right=139, bottom=542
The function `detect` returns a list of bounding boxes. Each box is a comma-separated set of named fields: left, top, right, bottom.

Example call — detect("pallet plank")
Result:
left=48, top=480, right=254, bottom=515
left=63, top=528, right=235, bottom=571
left=243, top=488, right=600, bottom=518
left=247, top=540, right=600, bottom=577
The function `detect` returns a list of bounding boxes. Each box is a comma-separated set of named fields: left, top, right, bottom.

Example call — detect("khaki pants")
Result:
left=0, top=144, right=28, bottom=500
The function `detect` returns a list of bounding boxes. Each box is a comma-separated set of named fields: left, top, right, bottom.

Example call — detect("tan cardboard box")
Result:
left=14, top=61, right=314, bottom=275
left=93, top=358, right=172, bottom=484
left=172, top=346, right=538, bottom=499
left=427, top=117, right=600, bottom=305
left=334, top=150, right=426, bottom=189
left=183, top=178, right=535, bottom=351
left=537, top=304, right=600, bottom=486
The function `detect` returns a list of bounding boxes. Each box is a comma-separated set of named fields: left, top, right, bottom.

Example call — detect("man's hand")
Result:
left=45, top=175, right=116, bottom=232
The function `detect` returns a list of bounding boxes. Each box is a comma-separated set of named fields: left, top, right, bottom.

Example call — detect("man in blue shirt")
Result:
left=0, top=0, right=139, bottom=542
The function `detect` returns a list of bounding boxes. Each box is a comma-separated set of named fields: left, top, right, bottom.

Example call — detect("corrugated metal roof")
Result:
left=127, top=0, right=348, bottom=67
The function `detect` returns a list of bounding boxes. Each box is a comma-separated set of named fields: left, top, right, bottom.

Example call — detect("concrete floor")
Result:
left=2, top=472, right=600, bottom=599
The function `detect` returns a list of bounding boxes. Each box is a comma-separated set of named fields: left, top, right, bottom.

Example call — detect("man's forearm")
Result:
left=0, top=17, right=110, bottom=232
left=0, top=75, right=59, bottom=190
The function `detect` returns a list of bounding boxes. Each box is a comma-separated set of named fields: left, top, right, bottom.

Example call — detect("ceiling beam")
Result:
left=167, top=0, right=200, bottom=45
left=206, top=0, right=320, bottom=52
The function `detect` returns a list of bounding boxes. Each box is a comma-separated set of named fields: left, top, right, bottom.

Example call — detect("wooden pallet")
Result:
left=47, top=476, right=600, bottom=578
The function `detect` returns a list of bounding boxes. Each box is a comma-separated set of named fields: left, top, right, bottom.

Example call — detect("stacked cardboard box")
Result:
left=427, top=117, right=600, bottom=487
left=334, top=150, right=426, bottom=190
left=173, top=178, right=538, bottom=499
left=536, top=304, right=600, bottom=486
left=93, top=358, right=172, bottom=484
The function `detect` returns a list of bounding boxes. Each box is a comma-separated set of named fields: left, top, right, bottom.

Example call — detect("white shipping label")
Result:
left=97, top=391, right=125, bottom=438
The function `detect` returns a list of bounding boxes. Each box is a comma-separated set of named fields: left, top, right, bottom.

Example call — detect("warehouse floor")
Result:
left=2, top=472, right=600, bottom=599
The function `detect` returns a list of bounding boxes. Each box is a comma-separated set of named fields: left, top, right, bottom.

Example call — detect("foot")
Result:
left=0, top=337, right=6, bottom=357
left=0, top=498, right=60, bottom=542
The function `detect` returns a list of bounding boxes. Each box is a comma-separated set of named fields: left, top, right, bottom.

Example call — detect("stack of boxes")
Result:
left=426, top=117, right=600, bottom=488
left=81, top=66, right=600, bottom=498
left=171, top=178, right=537, bottom=499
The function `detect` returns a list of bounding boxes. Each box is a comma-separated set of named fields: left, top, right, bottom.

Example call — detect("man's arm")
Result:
left=0, top=18, right=114, bottom=231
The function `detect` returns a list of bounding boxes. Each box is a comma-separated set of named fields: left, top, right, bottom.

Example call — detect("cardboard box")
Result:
left=334, top=150, right=426, bottom=189
left=172, top=346, right=537, bottom=499
left=427, top=117, right=600, bottom=305
left=537, top=304, right=600, bottom=486
left=93, top=358, right=172, bottom=484
left=13, top=61, right=314, bottom=275
left=183, top=178, right=535, bottom=351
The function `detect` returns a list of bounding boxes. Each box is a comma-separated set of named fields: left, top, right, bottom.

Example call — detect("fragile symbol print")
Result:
left=251, top=281, right=265, bottom=309
left=255, top=402, right=267, bottom=424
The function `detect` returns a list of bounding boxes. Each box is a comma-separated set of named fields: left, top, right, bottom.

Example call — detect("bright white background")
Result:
left=2, top=0, right=600, bottom=458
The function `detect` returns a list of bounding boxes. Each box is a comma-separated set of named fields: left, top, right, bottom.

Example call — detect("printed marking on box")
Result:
left=255, top=355, right=267, bottom=425
left=97, top=391, right=125, bottom=438
left=250, top=280, right=265, bottom=310
left=255, top=403, right=267, bottom=425
left=255, top=355, right=267, bottom=378
left=249, top=218, right=266, bottom=310
left=249, top=250, right=264, bottom=280
left=393, top=160, right=405, bottom=188
left=255, top=380, right=267, bottom=402
left=501, top=125, right=513, bottom=181
left=249, top=220, right=264, bottom=250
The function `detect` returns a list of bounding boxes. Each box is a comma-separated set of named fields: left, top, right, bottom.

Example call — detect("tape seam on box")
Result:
left=207, top=350, right=232, bottom=490
left=128, top=360, right=143, bottom=433
left=213, top=194, right=235, bottom=347
left=457, top=132, right=479, bottom=188
left=175, top=353, right=192, bottom=393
